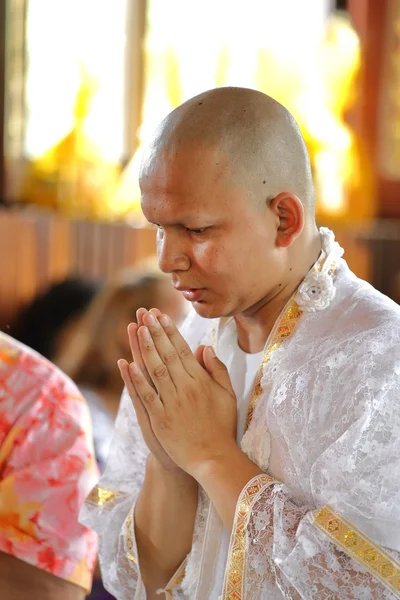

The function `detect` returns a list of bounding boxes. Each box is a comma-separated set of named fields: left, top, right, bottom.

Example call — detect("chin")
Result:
left=192, top=299, right=234, bottom=320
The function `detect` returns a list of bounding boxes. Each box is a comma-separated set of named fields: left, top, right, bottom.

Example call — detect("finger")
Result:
left=136, top=307, right=148, bottom=327
left=140, top=312, right=191, bottom=385
left=137, top=324, right=181, bottom=396
left=118, top=358, right=132, bottom=389
left=128, top=357, right=165, bottom=416
left=194, top=345, right=206, bottom=368
left=117, top=359, right=152, bottom=427
left=156, top=313, right=201, bottom=378
left=203, top=346, right=234, bottom=393
left=128, top=322, right=154, bottom=387
left=137, top=307, right=164, bottom=325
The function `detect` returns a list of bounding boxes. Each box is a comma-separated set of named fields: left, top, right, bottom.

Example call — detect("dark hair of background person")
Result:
left=55, top=266, right=185, bottom=393
left=10, top=277, right=101, bottom=360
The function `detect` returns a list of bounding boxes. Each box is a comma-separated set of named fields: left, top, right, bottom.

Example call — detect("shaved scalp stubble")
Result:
left=140, top=87, right=315, bottom=217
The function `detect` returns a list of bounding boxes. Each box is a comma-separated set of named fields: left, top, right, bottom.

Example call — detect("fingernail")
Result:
left=147, top=313, right=156, bottom=326
left=160, top=314, right=170, bottom=328
left=208, top=346, right=216, bottom=357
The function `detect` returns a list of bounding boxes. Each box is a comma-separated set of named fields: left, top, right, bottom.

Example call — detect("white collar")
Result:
left=294, top=227, right=344, bottom=313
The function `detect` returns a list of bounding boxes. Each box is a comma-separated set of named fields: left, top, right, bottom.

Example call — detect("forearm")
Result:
left=191, top=444, right=263, bottom=531
left=135, top=454, right=198, bottom=598
left=0, top=552, right=85, bottom=600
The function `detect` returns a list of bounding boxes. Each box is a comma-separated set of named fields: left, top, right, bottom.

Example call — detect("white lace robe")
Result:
left=81, top=248, right=400, bottom=599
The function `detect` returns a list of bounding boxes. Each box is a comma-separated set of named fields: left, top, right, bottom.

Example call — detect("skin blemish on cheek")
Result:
left=263, top=180, right=266, bottom=184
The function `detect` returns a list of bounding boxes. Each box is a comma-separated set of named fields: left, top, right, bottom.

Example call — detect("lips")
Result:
left=174, top=286, right=205, bottom=302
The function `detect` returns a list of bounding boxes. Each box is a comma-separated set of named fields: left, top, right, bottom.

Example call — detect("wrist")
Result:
left=188, top=443, right=260, bottom=485
left=147, top=454, right=198, bottom=488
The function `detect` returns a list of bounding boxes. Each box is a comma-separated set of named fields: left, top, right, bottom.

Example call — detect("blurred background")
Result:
left=0, top=0, right=399, bottom=333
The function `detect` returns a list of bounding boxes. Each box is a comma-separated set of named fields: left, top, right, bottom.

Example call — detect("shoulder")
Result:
left=307, top=263, right=400, bottom=352
left=0, top=333, right=92, bottom=460
left=338, top=263, right=400, bottom=325
left=0, top=334, right=98, bottom=591
left=0, top=332, right=86, bottom=409
left=285, top=264, right=399, bottom=384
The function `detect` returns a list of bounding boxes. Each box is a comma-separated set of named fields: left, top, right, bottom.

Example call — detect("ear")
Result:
left=269, top=192, right=304, bottom=248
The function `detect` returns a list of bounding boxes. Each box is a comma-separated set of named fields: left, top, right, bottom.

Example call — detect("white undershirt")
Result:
left=211, top=319, right=264, bottom=597
left=216, top=319, right=264, bottom=441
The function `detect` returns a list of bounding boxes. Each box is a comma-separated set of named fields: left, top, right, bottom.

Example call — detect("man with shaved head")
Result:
left=83, top=88, right=400, bottom=599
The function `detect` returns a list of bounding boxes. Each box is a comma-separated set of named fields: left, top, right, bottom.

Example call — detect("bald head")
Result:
left=141, top=87, right=315, bottom=216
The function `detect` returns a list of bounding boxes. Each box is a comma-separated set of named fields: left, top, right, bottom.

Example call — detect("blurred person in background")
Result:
left=11, top=276, right=101, bottom=361
left=56, top=264, right=188, bottom=474
left=0, top=331, right=98, bottom=600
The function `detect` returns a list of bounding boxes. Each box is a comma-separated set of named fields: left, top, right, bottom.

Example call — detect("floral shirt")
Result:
left=0, top=332, right=99, bottom=592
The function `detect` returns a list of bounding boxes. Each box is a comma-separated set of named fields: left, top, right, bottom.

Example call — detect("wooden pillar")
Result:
left=124, top=0, right=146, bottom=161
left=348, top=0, right=400, bottom=218
left=3, top=0, right=27, bottom=202
left=0, top=0, right=6, bottom=202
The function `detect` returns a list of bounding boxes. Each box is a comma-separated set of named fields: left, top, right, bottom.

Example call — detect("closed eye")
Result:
left=186, top=227, right=208, bottom=235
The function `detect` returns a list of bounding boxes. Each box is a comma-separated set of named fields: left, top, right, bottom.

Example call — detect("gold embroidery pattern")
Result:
left=244, top=298, right=302, bottom=431
left=221, top=474, right=274, bottom=600
left=124, top=506, right=137, bottom=566
left=159, top=559, right=187, bottom=597
left=168, top=558, right=186, bottom=587
left=124, top=505, right=187, bottom=592
left=86, top=484, right=124, bottom=507
left=211, top=301, right=302, bottom=433
left=314, top=505, right=400, bottom=598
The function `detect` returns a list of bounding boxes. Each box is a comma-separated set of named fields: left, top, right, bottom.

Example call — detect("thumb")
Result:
left=203, top=346, right=233, bottom=393
left=194, top=344, right=206, bottom=368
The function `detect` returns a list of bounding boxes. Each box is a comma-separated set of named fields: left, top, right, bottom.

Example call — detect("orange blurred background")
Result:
left=1, top=0, right=399, bottom=330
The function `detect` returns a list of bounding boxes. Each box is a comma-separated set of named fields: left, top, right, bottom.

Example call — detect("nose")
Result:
left=157, top=230, right=190, bottom=274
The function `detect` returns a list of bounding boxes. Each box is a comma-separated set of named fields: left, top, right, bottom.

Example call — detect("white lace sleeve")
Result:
left=80, top=389, right=149, bottom=599
left=80, top=310, right=215, bottom=600
left=222, top=475, right=400, bottom=599
left=222, top=335, right=400, bottom=599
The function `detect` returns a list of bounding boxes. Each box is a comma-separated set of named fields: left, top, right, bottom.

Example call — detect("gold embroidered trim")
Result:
left=244, top=298, right=302, bottom=431
left=211, top=245, right=340, bottom=434
left=168, top=558, right=186, bottom=587
left=156, top=558, right=187, bottom=597
left=211, top=300, right=302, bottom=434
left=124, top=504, right=187, bottom=591
left=221, top=474, right=274, bottom=600
left=314, top=505, right=400, bottom=597
left=86, top=484, right=124, bottom=507
left=124, top=506, right=137, bottom=566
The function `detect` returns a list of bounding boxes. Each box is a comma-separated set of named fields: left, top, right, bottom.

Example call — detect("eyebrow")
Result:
left=149, top=215, right=221, bottom=227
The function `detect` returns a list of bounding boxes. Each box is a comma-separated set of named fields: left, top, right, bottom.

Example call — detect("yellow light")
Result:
left=114, top=4, right=373, bottom=224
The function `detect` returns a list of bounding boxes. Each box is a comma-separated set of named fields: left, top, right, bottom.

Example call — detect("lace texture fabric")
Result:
left=80, top=387, right=148, bottom=599
left=80, top=309, right=214, bottom=599
left=219, top=260, right=400, bottom=598
left=81, top=229, right=400, bottom=599
left=223, top=476, right=400, bottom=599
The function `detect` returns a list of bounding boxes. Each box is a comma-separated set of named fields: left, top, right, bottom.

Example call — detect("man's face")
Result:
left=140, top=144, right=284, bottom=319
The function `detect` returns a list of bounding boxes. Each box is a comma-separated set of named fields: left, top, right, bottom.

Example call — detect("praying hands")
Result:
left=118, top=308, right=238, bottom=479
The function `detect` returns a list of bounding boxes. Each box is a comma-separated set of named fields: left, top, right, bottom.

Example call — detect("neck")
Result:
left=234, top=231, right=321, bottom=353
